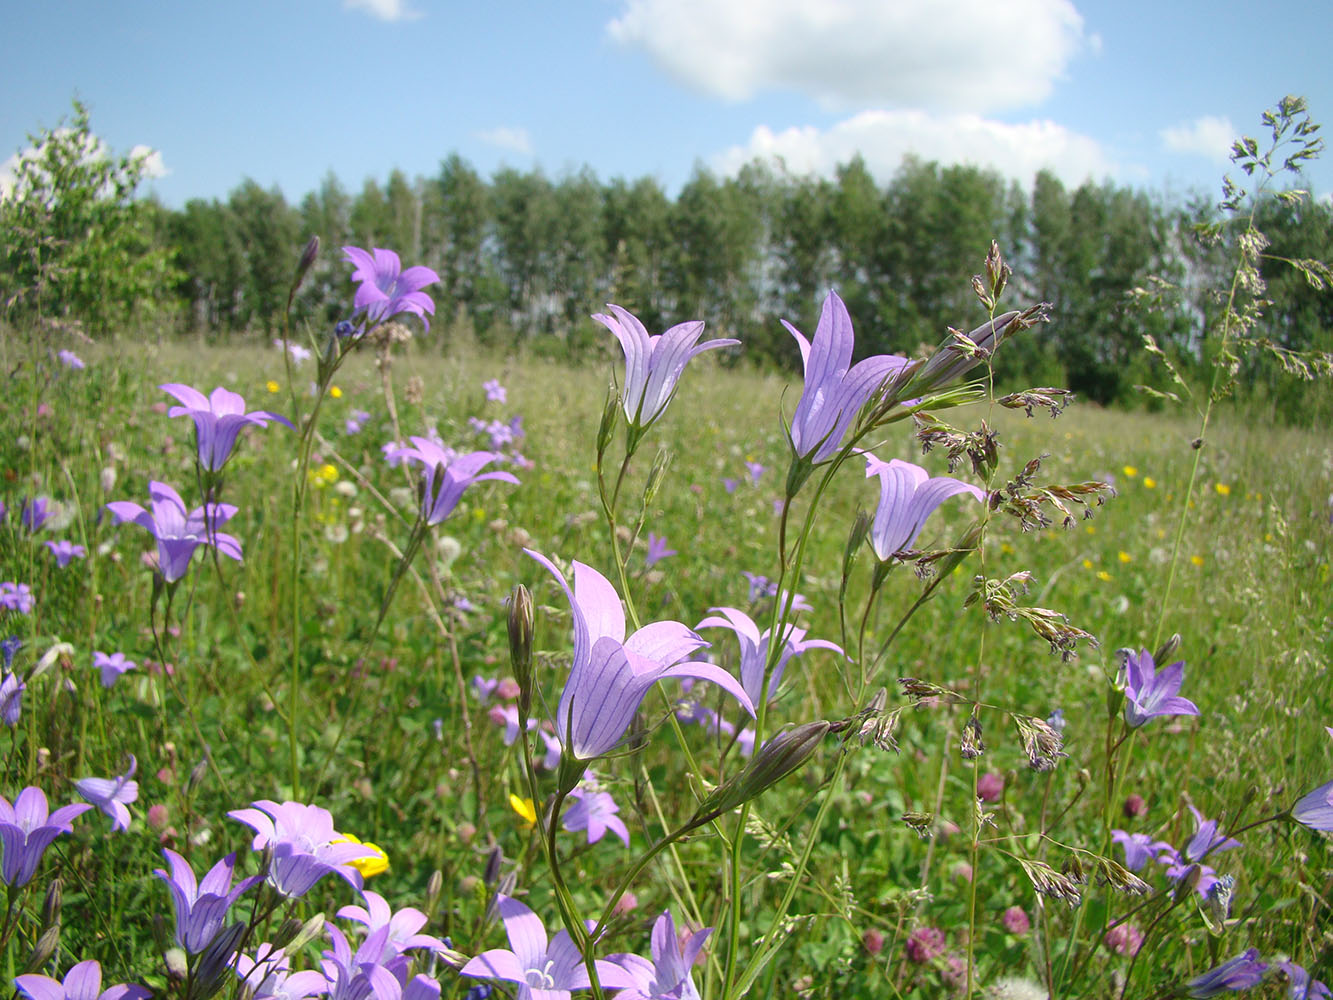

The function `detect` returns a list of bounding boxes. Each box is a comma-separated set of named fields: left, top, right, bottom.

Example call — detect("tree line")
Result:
left=4, top=105, right=1331, bottom=415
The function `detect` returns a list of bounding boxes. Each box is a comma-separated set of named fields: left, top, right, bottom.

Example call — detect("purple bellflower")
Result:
left=483, top=379, right=507, bottom=403
left=644, top=533, right=676, bottom=568
left=1277, top=961, right=1331, bottom=1000
left=525, top=549, right=755, bottom=762
left=389, top=439, right=519, bottom=525
left=0, top=786, right=91, bottom=887
left=1, top=636, right=20, bottom=670
left=160, top=384, right=294, bottom=472
left=75, top=755, right=139, bottom=832
left=562, top=786, right=630, bottom=847
left=15, top=960, right=150, bottom=1000
left=864, top=454, right=985, bottom=558
left=343, top=246, right=440, bottom=330
left=1291, top=778, right=1333, bottom=831
left=460, top=893, right=636, bottom=1000
left=0, top=582, right=33, bottom=614
left=782, top=292, right=910, bottom=463
left=44, top=539, right=87, bottom=568
left=745, top=460, right=765, bottom=485
left=337, top=889, right=448, bottom=957
left=235, top=946, right=328, bottom=1000
left=593, top=305, right=738, bottom=430
left=106, top=481, right=242, bottom=583
left=1185, top=948, right=1268, bottom=997
left=1111, top=830, right=1175, bottom=872
left=320, top=924, right=408, bottom=1000
left=228, top=799, right=376, bottom=898
left=1, top=671, right=24, bottom=725
left=1121, top=648, right=1200, bottom=728
left=93, top=651, right=137, bottom=689
left=56, top=349, right=86, bottom=370
left=610, top=910, right=711, bottom=1000
left=155, top=848, right=261, bottom=953
left=696, top=606, right=842, bottom=707
left=20, top=497, right=52, bottom=533
left=1185, top=805, right=1241, bottom=862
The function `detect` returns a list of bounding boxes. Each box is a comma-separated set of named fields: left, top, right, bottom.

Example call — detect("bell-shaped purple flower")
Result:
left=389, top=439, right=519, bottom=526
left=0, top=671, right=24, bottom=725
left=155, top=848, right=261, bottom=953
left=1184, top=805, right=1241, bottom=863
left=782, top=292, right=910, bottom=463
left=1121, top=648, right=1200, bottom=728
left=593, top=305, right=738, bottom=429
left=610, top=910, right=711, bottom=1000
left=227, top=799, right=375, bottom=898
left=44, top=539, right=87, bottom=568
left=864, top=454, right=985, bottom=559
left=160, top=384, right=294, bottom=472
left=74, top=755, right=139, bottom=832
left=343, top=246, right=440, bottom=330
left=336, top=890, right=448, bottom=958
left=1291, top=778, right=1333, bottom=832
left=1185, top=948, right=1268, bottom=997
left=0, top=786, right=91, bottom=887
left=696, top=606, right=841, bottom=707
left=235, top=946, right=328, bottom=1000
left=106, top=481, right=242, bottom=583
left=461, top=893, right=636, bottom=999
left=562, top=787, right=630, bottom=847
left=15, top=960, right=150, bottom=1000
left=526, top=550, right=755, bottom=762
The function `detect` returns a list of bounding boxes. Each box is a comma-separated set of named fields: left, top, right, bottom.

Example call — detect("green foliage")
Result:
left=0, top=100, right=177, bottom=333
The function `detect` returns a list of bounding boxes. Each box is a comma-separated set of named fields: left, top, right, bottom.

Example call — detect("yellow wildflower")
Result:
left=1118, top=551, right=1132, bottom=563
left=1000, top=542, right=1014, bottom=555
left=1143, top=477, right=1157, bottom=489
left=1190, top=555, right=1205, bottom=567
left=266, top=380, right=280, bottom=393
left=1122, top=465, right=1138, bottom=478
left=335, top=833, right=389, bottom=878
left=510, top=793, right=537, bottom=829
left=1096, top=570, right=1112, bottom=582
left=330, top=386, right=343, bottom=399
left=1214, top=483, right=1231, bottom=496
left=1081, top=559, right=1093, bottom=570
left=1085, top=524, right=1096, bottom=535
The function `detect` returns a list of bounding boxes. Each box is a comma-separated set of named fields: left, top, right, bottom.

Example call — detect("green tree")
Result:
left=0, top=100, right=177, bottom=332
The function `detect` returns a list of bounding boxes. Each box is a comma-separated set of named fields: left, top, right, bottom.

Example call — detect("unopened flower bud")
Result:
left=426, top=869, right=444, bottom=912
left=195, top=923, right=248, bottom=996
left=40, top=878, right=61, bottom=929
left=22, top=927, right=61, bottom=974
left=507, top=585, right=534, bottom=713
left=294, top=235, right=320, bottom=291
left=1153, top=633, right=1181, bottom=666
left=597, top=382, right=620, bottom=458
left=187, top=757, right=208, bottom=795
left=694, top=722, right=829, bottom=821
left=275, top=912, right=325, bottom=953
left=483, top=845, right=503, bottom=887
left=642, top=449, right=672, bottom=508
left=163, top=947, right=189, bottom=981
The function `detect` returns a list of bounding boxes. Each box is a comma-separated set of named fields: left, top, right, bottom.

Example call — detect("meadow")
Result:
left=0, top=244, right=1330, bottom=1000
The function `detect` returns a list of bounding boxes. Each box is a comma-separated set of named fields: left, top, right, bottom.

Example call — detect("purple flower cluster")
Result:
left=1112, top=804, right=1240, bottom=898
left=696, top=606, right=841, bottom=707
left=1, top=581, right=34, bottom=614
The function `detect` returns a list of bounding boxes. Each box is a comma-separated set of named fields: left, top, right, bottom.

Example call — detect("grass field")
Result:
left=0, top=313, right=1329, bottom=999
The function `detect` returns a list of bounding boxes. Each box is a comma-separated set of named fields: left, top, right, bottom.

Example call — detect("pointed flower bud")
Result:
left=693, top=721, right=829, bottom=821
left=507, top=585, right=534, bottom=714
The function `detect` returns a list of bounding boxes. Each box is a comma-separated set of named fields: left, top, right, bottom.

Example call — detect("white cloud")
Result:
left=713, top=109, right=1116, bottom=189
left=608, top=0, right=1086, bottom=112
left=1160, top=115, right=1236, bottom=161
left=475, top=126, right=534, bottom=156
left=344, top=0, right=420, bottom=22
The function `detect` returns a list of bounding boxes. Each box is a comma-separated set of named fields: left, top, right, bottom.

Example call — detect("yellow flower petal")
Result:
left=266, top=380, right=280, bottom=393
left=1118, top=551, right=1132, bottom=564
left=1214, top=483, right=1230, bottom=496
left=334, top=832, right=389, bottom=878
left=330, top=386, right=343, bottom=399
left=1190, top=555, right=1205, bottom=567
left=510, top=793, right=537, bottom=828
left=1122, top=465, right=1138, bottom=478
left=1096, top=570, right=1112, bottom=582
left=1143, top=477, right=1157, bottom=489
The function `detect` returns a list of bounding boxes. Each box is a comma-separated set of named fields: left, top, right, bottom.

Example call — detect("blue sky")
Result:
left=3, top=0, right=1330, bottom=208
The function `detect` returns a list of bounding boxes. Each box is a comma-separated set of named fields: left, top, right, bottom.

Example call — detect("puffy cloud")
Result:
left=713, top=109, right=1116, bottom=189
left=608, top=0, right=1087, bottom=112
left=344, top=0, right=420, bottom=22
left=476, top=127, right=534, bottom=156
left=1160, top=115, right=1236, bottom=162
